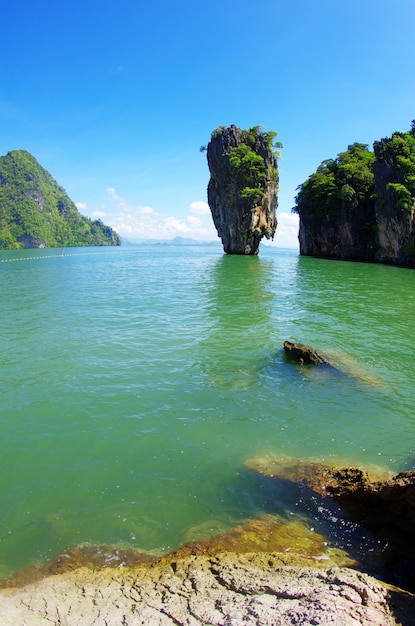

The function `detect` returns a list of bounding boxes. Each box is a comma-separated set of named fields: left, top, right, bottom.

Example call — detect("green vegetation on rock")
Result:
left=228, top=126, right=281, bottom=206
left=0, top=150, right=121, bottom=249
left=229, top=143, right=267, bottom=203
left=293, top=142, right=375, bottom=226
left=374, top=126, right=415, bottom=213
left=206, top=124, right=280, bottom=254
left=292, top=121, right=415, bottom=266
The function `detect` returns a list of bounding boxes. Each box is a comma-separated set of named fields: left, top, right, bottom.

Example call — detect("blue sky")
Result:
left=2, top=0, right=414, bottom=248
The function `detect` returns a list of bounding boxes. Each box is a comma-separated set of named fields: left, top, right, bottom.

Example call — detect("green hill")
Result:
left=0, top=150, right=121, bottom=249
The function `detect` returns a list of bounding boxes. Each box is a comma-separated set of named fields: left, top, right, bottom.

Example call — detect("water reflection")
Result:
left=196, top=255, right=276, bottom=388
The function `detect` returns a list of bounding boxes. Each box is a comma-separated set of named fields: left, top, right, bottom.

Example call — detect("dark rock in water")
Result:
left=329, top=470, right=415, bottom=592
left=247, top=454, right=415, bottom=593
left=283, top=340, right=328, bottom=365
left=206, top=125, right=279, bottom=255
left=284, top=343, right=385, bottom=387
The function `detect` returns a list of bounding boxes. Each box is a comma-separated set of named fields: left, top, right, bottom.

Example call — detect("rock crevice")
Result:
left=0, top=555, right=405, bottom=625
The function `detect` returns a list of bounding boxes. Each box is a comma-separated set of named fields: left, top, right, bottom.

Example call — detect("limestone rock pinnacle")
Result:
left=206, top=125, right=279, bottom=254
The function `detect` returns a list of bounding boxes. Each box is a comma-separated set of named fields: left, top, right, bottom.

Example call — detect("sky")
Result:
left=1, top=0, right=415, bottom=249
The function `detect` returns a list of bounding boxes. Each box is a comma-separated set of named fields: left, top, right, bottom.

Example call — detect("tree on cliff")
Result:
left=292, top=122, right=415, bottom=266
left=0, top=150, right=121, bottom=249
left=373, top=129, right=415, bottom=213
left=206, top=125, right=281, bottom=255
left=293, top=143, right=375, bottom=226
left=292, top=143, right=376, bottom=260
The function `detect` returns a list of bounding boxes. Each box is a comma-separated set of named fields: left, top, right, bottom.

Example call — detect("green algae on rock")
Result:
left=246, top=454, right=415, bottom=592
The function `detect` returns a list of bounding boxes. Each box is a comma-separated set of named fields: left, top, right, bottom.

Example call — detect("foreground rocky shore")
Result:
left=1, top=551, right=413, bottom=626
left=2, top=455, right=415, bottom=625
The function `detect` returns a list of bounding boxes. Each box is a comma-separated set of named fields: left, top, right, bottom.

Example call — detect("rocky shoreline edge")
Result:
left=1, top=455, right=415, bottom=625
left=1, top=550, right=414, bottom=626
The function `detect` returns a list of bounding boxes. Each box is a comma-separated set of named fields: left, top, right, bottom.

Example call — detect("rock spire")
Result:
left=206, top=125, right=279, bottom=254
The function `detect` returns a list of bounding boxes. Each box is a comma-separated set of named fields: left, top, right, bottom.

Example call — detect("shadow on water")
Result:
left=229, top=467, right=415, bottom=626
left=213, top=466, right=385, bottom=574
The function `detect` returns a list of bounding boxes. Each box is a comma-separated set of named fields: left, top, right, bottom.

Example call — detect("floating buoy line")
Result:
left=0, top=249, right=125, bottom=264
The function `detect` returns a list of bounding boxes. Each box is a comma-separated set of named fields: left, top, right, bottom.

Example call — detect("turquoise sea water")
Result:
left=0, top=244, right=414, bottom=578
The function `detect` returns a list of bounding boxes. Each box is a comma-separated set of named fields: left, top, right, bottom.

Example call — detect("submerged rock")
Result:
left=206, top=125, right=279, bottom=254
left=283, top=340, right=328, bottom=365
left=283, top=341, right=385, bottom=386
left=245, top=455, right=393, bottom=498
left=173, top=513, right=352, bottom=568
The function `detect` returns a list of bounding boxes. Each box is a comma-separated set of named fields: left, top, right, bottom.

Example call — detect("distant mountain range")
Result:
left=0, top=150, right=121, bottom=249
left=122, top=236, right=221, bottom=246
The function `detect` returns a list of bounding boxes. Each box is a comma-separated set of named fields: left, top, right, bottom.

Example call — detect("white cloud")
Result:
left=140, top=206, right=157, bottom=215
left=76, top=202, right=107, bottom=220
left=107, top=187, right=129, bottom=211
left=104, top=188, right=218, bottom=241
left=273, top=212, right=299, bottom=249
left=76, top=189, right=298, bottom=247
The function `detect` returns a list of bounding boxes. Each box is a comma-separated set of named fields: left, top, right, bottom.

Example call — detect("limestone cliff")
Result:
left=206, top=125, right=279, bottom=255
left=373, top=136, right=415, bottom=265
left=295, top=125, right=415, bottom=267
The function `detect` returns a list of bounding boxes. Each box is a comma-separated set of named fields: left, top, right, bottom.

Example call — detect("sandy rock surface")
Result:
left=0, top=552, right=409, bottom=626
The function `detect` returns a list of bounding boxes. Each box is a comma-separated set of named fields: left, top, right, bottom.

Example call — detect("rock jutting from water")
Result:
left=283, top=340, right=386, bottom=387
left=246, top=454, right=415, bottom=593
left=293, top=122, right=415, bottom=267
left=206, top=125, right=280, bottom=254
left=283, top=340, right=328, bottom=365
left=2, top=459, right=415, bottom=624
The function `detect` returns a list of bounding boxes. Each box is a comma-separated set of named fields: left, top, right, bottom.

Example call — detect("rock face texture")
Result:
left=298, top=204, right=377, bottom=262
left=373, top=138, right=415, bottom=265
left=207, top=125, right=278, bottom=254
left=0, top=554, right=405, bottom=626
left=295, top=128, right=415, bottom=267
left=283, top=340, right=328, bottom=365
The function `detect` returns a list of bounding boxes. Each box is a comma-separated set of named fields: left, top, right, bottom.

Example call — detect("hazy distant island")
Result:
left=293, top=120, right=415, bottom=267
left=0, top=150, right=120, bottom=249
left=121, top=236, right=221, bottom=246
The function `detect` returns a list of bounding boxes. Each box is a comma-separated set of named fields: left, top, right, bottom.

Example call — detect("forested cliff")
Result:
left=0, top=150, right=120, bottom=249
left=293, top=122, right=415, bottom=267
